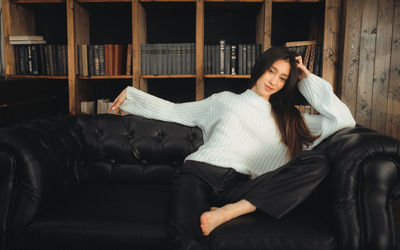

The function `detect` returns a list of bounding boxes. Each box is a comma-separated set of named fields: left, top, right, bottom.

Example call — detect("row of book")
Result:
left=14, top=44, right=68, bottom=76
left=285, top=41, right=323, bottom=77
left=76, top=44, right=132, bottom=76
left=140, top=43, right=196, bottom=75
left=81, top=99, right=115, bottom=115
left=204, top=41, right=262, bottom=75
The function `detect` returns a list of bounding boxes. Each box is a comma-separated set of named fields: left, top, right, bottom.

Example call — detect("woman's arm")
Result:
left=295, top=57, right=356, bottom=148
left=108, top=86, right=214, bottom=127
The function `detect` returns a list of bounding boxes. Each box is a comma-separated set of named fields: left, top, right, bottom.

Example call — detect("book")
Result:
left=99, top=44, right=105, bottom=76
left=81, top=101, right=95, bottom=114
left=126, top=44, right=132, bottom=75
left=10, top=40, right=46, bottom=45
left=9, top=35, right=44, bottom=41
left=219, top=40, right=225, bottom=74
left=224, top=44, right=231, bottom=75
left=81, top=44, right=88, bottom=77
left=94, top=45, right=100, bottom=76
left=231, top=45, right=237, bottom=75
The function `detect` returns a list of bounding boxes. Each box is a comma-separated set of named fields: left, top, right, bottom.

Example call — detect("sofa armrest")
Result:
left=315, top=125, right=400, bottom=250
left=0, top=116, right=83, bottom=248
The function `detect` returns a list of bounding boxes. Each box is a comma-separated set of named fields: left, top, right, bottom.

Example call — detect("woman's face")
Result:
left=251, top=59, right=290, bottom=101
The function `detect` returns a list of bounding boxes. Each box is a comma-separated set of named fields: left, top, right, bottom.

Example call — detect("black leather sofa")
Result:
left=1, top=114, right=400, bottom=250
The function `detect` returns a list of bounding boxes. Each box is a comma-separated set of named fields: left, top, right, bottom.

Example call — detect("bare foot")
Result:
left=200, top=207, right=229, bottom=236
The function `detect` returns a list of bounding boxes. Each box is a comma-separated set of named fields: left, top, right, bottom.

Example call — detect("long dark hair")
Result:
left=249, top=46, right=320, bottom=160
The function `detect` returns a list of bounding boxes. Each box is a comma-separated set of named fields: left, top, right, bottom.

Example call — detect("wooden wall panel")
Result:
left=370, top=0, right=395, bottom=134
left=340, top=0, right=400, bottom=140
left=340, top=0, right=362, bottom=116
left=388, top=0, right=400, bottom=93
left=355, top=0, right=378, bottom=128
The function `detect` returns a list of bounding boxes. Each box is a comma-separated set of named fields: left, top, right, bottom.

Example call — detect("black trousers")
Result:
left=168, top=150, right=329, bottom=250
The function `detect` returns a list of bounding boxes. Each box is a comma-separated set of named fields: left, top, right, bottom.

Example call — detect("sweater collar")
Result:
left=241, top=89, right=271, bottom=110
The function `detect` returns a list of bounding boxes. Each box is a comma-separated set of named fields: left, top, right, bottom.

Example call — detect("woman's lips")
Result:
left=264, top=84, right=273, bottom=91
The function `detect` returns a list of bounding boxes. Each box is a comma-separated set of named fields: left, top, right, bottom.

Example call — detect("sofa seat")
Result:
left=210, top=203, right=338, bottom=250
left=25, top=184, right=171, bottom=250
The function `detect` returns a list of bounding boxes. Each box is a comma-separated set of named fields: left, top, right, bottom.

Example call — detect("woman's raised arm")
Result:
left=295, top=57, right=356, bottom=148
left=107, top=86, right=215, bottom=127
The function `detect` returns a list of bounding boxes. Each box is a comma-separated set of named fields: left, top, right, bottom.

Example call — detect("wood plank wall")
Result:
left=339, top=0, right=400, bottom=140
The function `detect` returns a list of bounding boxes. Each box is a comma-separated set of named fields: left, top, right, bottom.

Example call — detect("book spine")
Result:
left=94, top=44, right=100, bottom=76
left=192, top=43, right=196, bottom=74
left=150, top=44, right=156, bottom=75
left=308, top=44, right=316, bottom=73
left=225, top=44, right=230, bottom=75
left=89, top=45, right=95, bottom=76
left=210, top=45, right=215, bottom=74
left=27, top=45, right=33, bottom=75
left=76, top=45, right=81, bottom=76
left=303, top=45, right=311, bottom=69
left=242, top=45, right=247, bottom=75
left=185, top=43, right=191, bottom=75
left=99, top=44, right=105, bottom=76
left=140, top=44, right=145, bottom=75
left=251, top=44, right=256, bottom=74
left=246, top=44, right=251, bottom=75
left=31, top=45, right=39, bottom=75
left=162, top=43, right=168, bottom=75
left=219, top=40, right=225, bottom=74
left=216, top=44, right=220, bottom=75
left=238, top=44, right=242, bottom=75
left=126, top=44, right=132, bottom=75
left=14, top=46, right=20, bottom=75
left=204, top=45, right=207, bottom=74
left=52, top=45, right=58, bottom=76
left=231, top=45, right=237, bottom=75
left=44, top=45, right=50, bottom=75
left=63, top=45, right=68, bottom=75
left=82, top=44, right=88, bottom=77
left=57, top=45, right=63, bottom=76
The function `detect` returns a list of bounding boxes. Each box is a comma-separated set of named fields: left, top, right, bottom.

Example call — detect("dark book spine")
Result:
left=166, top=44, right=172, bottom=75
left=14, top=46, right=20, bottom=75
left=162, top=43, right=168, bottom=75
left=225, top=44, right=230, bottom=75
left=44, top=45, right=51, bottom=75
left=242, top=45, right=247, bottom=75
left=63, top=45, right=68, bottom=75
left=256, top=44, right=261, bottom=61
left=191, top=43, right=196, bottom=74
left=238, top=44, right=242, bottom=75
left=246, top=44, right=251, bottom=75
left=150, top=44, right=156, bottom=75
left=185, top=43, right=191, bottom=75
left=140, top=44, right=145, bottom=75
left=231, top=45, right=237, bottom=75
left=204, top=45, right=207, bottom=74
left=94, top=45, right=100, bottom=76
left=99, top=44, right=105, bottom=76
left=39, top=45, right=45, bottom=75
left=27, top=45, right=33, bottom=75
left=314, top=44, right=322, bottom=76
left=216, top=44, right=220, bottom=75
left=31, top=45, right=39, bottom=75
left=210, top=45, right=215, bottom=74
left=207, top=45, right=211, bottom=75
left=251, top=44, right=256, bottom=74
left=52, top=45, right=58, bottom=76
left=57, top=45, right=63, bottom=76
left=177, top=43, right=182, bottom=75
left=219, top=40, right=225, bottom=74
left=88, top=45, right=94, bottom=76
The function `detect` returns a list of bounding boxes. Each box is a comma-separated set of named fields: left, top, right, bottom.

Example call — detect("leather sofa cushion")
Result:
left=25, top=183, right=171, bottom=250
left=211, top=203, right=338, bottom=250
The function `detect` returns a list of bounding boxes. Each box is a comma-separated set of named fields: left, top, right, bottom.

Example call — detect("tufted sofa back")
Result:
left=75, top=114, right=204, bottom=184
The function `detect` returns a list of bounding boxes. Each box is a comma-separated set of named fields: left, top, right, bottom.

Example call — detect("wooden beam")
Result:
left=66, top=0, right=77, bottom=115
left=263, top=0, right=272, bottom=50
left=132, top=0, right=141, bottom=89
left=196, top=0, right=204, bottom=100
left=322, top=0, right=340, bottom=89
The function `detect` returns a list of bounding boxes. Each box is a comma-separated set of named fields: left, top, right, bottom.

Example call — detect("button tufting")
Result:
left=187, top=134, right=195, bottom=141
left=110, top=159, right=116, bottom=164
left=141, top=159, right=148, bottom=165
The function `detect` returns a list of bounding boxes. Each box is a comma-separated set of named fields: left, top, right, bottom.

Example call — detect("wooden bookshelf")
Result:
left=2, top=0, right=340, bottom=114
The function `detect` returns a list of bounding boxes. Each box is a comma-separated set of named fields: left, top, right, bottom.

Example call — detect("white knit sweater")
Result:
left=120, top=74, right=356, bottom=178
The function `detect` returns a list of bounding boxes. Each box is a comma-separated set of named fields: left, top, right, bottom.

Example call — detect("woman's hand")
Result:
left=107, top=87, right=128, bottom=115
left=295, top=56, right=311, bottom=82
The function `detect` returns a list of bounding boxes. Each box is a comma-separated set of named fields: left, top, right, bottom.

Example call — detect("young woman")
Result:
left=108, top=47, right=356, bottom=250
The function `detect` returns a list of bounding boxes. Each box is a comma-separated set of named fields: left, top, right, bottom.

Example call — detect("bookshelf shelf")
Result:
left=205, top=74, right=251, bottom=78
left=13, top=75, right=68, bottom=79
left=141, top=75, right=197, bottom=79
left=2, top=0, right=340, bottom=115
left=78, top=75, right=133, bottom=79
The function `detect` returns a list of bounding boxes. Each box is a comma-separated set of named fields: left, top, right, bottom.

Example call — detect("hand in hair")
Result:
left=295, top=56, right=311, bottom=82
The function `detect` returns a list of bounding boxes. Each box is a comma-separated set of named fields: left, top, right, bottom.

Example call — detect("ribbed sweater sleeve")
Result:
left=119, top=86, right=214, bottom=127
left=299, top=74, right=356, bottom=148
